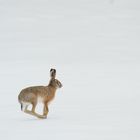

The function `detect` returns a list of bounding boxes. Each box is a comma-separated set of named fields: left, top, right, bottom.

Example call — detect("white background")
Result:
left=0, top=0, right=140, bottom=139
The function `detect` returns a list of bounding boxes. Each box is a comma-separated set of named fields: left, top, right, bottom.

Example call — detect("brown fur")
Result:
left=18, top=69, right=62, bottom=119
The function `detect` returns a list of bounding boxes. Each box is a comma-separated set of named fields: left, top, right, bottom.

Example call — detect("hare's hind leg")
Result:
left=21, top=102, right=35, bottom=117
left=23, top=102, right=46, bottom=119
left=24, top=107, right=46, bottom=119
left=21, top=101, right=46, bottom=119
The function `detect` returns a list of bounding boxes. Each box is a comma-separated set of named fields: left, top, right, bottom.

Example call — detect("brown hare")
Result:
left=18, top=68, right=62, bottom=119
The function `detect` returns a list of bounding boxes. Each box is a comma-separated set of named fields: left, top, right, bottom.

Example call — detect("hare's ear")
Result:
left=50, top=68, right=56, bottom=79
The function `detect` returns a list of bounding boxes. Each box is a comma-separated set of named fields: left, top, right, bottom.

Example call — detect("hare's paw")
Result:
left=37, top=114, right=47, bottom=119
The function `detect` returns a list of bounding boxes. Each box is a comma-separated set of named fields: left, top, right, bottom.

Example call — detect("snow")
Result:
left=0, top=0, right=140, bottom=139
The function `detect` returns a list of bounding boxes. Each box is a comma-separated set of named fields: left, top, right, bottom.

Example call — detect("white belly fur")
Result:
left=37, top=97, right=44, bottom=103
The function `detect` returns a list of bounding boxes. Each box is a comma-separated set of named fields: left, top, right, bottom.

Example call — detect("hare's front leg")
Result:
left=31, top=102, right=37, bottom=113
left=31, top=102, right=47, bottom=119
left=43, top=102, right=49, bottom=118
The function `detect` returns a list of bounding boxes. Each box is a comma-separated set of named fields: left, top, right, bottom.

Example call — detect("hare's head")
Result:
left=49, top=68, right=63, bottom=88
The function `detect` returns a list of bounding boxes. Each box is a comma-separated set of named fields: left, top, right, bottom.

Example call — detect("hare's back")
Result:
left=18, top=86, right=46, bottom=102
left=22, top=86, right=46, bottom=94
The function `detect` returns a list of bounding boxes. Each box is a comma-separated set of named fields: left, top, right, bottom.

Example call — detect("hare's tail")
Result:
left=18, top=94, right=23, bottom=110
left=21, top=103, right=23, bottom=111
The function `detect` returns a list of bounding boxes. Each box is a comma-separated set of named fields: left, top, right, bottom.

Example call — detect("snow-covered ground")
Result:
left=0, top=0, right=140, bottom=139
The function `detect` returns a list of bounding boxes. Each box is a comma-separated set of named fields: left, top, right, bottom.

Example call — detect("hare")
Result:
left=18, top=68, right=62, bottom=119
